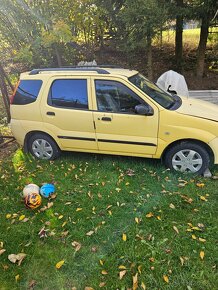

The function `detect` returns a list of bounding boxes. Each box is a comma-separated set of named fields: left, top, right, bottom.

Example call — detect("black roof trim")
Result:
left=29, top=67, right=110, bottom=75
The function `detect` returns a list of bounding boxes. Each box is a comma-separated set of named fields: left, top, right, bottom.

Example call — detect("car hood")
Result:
left=176, top=97, right=218, bottom=122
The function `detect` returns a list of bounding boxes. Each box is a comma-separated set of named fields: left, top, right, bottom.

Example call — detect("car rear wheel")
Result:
left=164, top=142, right=210, bottom=174
left=28, top=133, right=60, bottom=160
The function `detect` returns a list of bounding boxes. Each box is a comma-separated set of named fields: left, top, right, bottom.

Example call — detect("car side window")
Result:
left=95, top=80, right=144, bottom=113
left=48, top=79, right=88, bottom=109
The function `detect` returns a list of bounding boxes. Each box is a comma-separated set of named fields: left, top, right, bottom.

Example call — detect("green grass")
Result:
left=159, top=28, right=218, bottom=48
left=0, top=149, right=218, bottom=289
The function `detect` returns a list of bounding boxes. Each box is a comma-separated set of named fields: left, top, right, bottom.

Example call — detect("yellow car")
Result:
left=10, top=66, right=218, bottom=174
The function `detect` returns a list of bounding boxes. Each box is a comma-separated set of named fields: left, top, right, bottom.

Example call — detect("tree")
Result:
left=195, top=0, right=217, bottom=77
left=120, top=0, right=168, bottom=79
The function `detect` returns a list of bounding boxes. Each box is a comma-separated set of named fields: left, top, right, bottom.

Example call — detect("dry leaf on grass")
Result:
left=163, top=275, right=169, bottom=283
left=173, top=226, right=179, bottom=234
left=8, top=253, right=26, bottom=265
left=122, top=233, right=127, bottom=241
left=119, top=270, right=127, bottom=280
left=72, top=241, right=81, bottom=252
left=86, top=230, right=94, bottom=236
left=0, top=249, right=6, bottom=255
left=133, top=273, right=138, bottom=290
left=200, top=251, right=205, bottom=260
left=55, top=260, right=65, bottom=269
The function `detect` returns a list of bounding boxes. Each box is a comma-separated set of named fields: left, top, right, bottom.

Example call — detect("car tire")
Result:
left=163, top=142, right=210, bottom=175
left=28, top=133, right=60, bottom=160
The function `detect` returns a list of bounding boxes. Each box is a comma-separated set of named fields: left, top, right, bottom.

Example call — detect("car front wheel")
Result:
left=28, top=133, right=60, bottom=160
left=164, top=142, right=210, bottom=174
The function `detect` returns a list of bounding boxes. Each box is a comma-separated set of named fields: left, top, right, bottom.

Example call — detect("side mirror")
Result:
left=135, top=104, right=154, bottom=116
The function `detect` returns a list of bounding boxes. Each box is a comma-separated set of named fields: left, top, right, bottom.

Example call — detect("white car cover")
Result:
left=156, top=70, right=189, bottom=98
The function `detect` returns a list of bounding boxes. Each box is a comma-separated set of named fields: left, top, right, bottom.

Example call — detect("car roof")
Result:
left=21, top=67, right=138, bottom=79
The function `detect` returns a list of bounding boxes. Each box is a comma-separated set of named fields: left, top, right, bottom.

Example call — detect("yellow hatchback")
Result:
left=10, top=66, right=218, bottom=174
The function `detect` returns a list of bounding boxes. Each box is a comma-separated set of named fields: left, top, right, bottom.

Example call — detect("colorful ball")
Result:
left=40, top=184, right=55, bottom=198
left=25, top=192, right=42, bottom=209
left=23, top=184, right=39, bottom=197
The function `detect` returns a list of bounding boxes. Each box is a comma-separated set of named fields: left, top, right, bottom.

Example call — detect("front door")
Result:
left=92, top=78, right=159, bottom=156
left=41, top=77, right=97, bottom=151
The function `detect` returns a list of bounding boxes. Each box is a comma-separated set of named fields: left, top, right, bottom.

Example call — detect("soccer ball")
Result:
left=40, top=184, right=55, bottom=198
left=25, top=192, right=42, bottom=209
left=23, top=184, right=39, bottom=197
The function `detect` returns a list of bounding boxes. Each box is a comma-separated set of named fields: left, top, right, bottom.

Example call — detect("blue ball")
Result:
left=40, top=184, right=55, bottom=198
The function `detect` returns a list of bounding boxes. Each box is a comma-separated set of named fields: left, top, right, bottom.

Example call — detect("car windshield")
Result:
left=129, top=73, right=176, bottom=109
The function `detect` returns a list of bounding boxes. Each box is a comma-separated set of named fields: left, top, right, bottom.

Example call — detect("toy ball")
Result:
left=25, top=192, right=42, bottom=209
left=40, top=184, right=55, bottom=198
left=23, top=184, right=39, bottom=197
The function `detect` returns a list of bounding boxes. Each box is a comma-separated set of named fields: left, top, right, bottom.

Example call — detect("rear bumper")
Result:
left=10, top=119, right=26, bottom=146
left=209, top=137, right=218, bottom=164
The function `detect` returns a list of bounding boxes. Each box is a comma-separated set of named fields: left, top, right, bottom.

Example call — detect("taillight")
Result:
left=10, top=80, right=20, bottom=104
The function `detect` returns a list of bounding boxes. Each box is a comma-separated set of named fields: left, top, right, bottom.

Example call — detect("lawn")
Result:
left=0, top=149, right=217, bottom=290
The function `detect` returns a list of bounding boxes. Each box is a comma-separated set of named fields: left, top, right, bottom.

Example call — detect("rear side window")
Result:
left=12, top=80, right=42, bottom=105
left=48, top=79, right=88, bottom=109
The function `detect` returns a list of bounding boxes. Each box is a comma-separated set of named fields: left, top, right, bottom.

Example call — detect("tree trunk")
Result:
left=53, top=44, right=62, bottom=67
left=147, top=33, right=153, bottom=80
left=196, top=15, right=209, bottom=78
left=175, top=0, right=183, bottom=73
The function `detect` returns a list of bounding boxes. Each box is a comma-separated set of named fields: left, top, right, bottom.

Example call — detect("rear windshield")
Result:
left=12, top=80, right=42, bottom=105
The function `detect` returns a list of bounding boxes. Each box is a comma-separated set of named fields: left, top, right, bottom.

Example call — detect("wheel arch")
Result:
left=161, top=138, right=214, bottom=164
left=24, top=130, right=60, bottom=152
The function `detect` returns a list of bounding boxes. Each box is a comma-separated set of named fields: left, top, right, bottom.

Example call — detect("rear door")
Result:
left=92, top=77, right=159, bottom=156
left=41, top=76, right=97, bottom=151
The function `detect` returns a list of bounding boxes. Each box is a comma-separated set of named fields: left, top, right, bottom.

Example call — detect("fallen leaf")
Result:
left=76, top=208, right=82, bottom=212
left=86, top=230, right=94, bottom=236
left=84, top=287, right=94, bottom=290
left=138, top=265, right=142, bottom=274
left=200, top=251, right=205, bottom=260
left=180, top=256, right=185, bottom=266
left=6, top=214, right=11, bottom=219
left=22, top=218, right=29, bottom=223
left=99, top=282, right=106, bottom=287
left=169, top=203, right=175, bottom=209
left=118, top=265, right=126, bottom=269
left=99, top=259, right=104, bottom=266
left=101, top=270, right=108, bottom=275
left=200, top=196, right=207, bottom=201
left=28, top=280, right=37, bottom=289
left=163, top=275, right=169, bottom=283
left=146, top=212, right=154, bottom=218
left=173, top=226, right=179, bottom=234
left=17, top=253, right=26, bottom=266
left=47, top=202, right=53, bottom=209
left=122, top=233, right=127, bottom=241
left=38, top=227, right=48, bottom=238
left=196, top=183, right=205, bottom=188
left=141, top=282, right=146, bottom=290
left=8, top=254, right=18, bottom=263
left=199, top=237, right=206, bottom=243
left=19, top=215, right=25, bottom=221
left=133, top=273, right=138, bottom=290
left=56, top=260, right=65, bottom=269
left=149, top=257, right=155, bottom=262
left=135, top=217, right=139, bottom=224
left=191, top=234, right=197, bottom=240
left=72, top=241, right=81, bottom=252
left=58, top=215, right=64, bottom=219
left=0, top=249, right=6, bottom=255
left=119, top=270, right=127, bottom=280
left=15, top=274, right=20, bottom=282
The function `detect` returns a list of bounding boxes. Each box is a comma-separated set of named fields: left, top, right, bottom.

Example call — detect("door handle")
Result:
left=101, top=117, right=112, bottom=121
left=47, top=111, right=55, bottom=116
